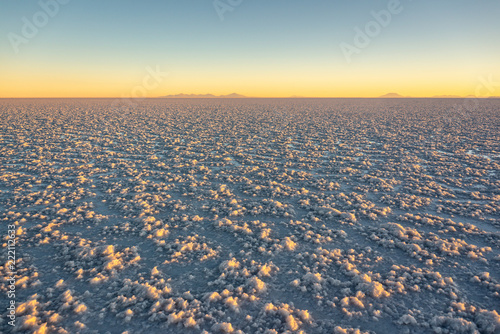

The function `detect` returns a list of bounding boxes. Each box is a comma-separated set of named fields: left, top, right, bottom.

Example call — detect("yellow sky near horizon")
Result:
left=1, top=63, right=494, bottom=98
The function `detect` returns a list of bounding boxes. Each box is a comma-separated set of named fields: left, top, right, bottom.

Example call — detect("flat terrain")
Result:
left=1, top=98, right=499, bottom=333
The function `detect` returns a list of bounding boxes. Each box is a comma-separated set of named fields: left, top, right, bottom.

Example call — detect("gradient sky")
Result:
left=1, top=0, right=499, bottom=98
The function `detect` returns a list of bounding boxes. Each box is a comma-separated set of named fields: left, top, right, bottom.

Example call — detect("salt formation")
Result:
left=0, top=98, right=498, bottom=333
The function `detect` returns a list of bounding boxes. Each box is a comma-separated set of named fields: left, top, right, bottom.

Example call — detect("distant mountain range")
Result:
left=157, top=92, right=500, bottom=99
left=379, top=93, right=406, bottom=98
left=160, top=93, right=247, bottom=98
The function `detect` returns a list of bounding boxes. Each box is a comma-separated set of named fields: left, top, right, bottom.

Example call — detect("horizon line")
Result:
left=1, top=96, right=499, bottom=99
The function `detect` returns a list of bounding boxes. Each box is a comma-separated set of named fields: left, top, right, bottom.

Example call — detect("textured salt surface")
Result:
left=0, top=98, right=499, bottom=334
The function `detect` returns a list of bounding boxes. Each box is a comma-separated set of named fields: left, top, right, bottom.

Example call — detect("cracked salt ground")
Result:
left=0, top=98, right=499, bottom=333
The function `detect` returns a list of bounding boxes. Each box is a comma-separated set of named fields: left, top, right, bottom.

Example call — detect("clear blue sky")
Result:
left=1, top=0, right=499, bottom=97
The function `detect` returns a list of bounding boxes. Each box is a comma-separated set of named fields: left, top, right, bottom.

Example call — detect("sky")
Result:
left=0, top=0, right=499, bottom=98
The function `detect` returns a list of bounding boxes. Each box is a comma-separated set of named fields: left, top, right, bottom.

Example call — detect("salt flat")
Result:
left=0, top=98, right=499, bottom=334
